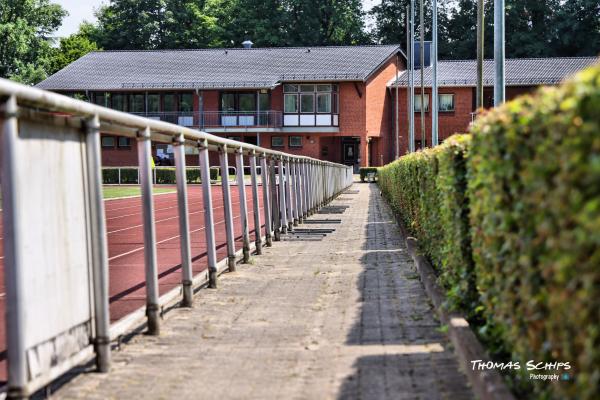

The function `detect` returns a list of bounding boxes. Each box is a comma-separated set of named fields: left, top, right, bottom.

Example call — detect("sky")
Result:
left=54, top=0, right=381, bottom=38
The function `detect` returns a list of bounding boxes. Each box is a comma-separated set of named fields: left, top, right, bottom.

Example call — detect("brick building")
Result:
left=387, top=57, right=597, bottom=157
left=36, top=45, right=405, bottom=171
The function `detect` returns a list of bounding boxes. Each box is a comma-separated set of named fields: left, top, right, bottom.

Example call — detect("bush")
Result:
left=155, top=168, right=176, bottom=184
left=186, top=168, right=201, bottom=184
left=379, top=63, right=600, bottom=399
left=102, top=169, right=119, bottom=184
left=359, top=167, right=378, bottom=182
left=468, top=64, right=600, bottom=399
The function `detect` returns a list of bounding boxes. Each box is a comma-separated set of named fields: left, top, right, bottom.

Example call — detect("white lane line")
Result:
left=106, top=200, right=203, bottom=221
left=107, top=206, right=263, bottom=263
left=106, top=199, right=245, bottom=235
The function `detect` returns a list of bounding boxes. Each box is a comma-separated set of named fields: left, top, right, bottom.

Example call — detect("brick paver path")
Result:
left=53, top=183, right=474, bottom=400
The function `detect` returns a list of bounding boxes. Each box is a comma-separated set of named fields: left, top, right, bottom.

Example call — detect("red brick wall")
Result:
left=365, top=57, right=399, bottom=139
left=393, top=86, right=473, bottom=155
left=202, top=90, right=219, bottom=112
left=338, top=81, right=366, bottom=136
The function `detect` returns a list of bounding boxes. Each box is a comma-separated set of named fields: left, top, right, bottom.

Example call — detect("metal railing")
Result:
left=0, top=78, right=352, bottom=398
left=130, top=110, right=283, bottom=129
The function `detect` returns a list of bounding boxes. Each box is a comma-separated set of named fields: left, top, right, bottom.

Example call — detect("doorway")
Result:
left=341, top=137, right=360, bottom=173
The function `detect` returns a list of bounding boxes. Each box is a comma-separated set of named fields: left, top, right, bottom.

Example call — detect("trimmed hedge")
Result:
left=468, top=65, right=600, bottom=399
left=101, top=167, right=216, bottom=185
left=359, top=167, right=378, bottom=182
left=378, top=63, right=600, bottom=400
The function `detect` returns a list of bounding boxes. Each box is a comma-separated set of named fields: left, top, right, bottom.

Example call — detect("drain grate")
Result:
left=317, top=205, right=350, bottom=214
left=303, top=219, right=342, bottom=224
left=334, top=196, right=354, bottom=201
left=281, top=227, right=336, bottom=241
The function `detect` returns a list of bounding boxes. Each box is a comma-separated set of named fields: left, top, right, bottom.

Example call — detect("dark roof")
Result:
left=389, top=57, right=598, bottom=87
left=37, top=45, right=401, bottom=91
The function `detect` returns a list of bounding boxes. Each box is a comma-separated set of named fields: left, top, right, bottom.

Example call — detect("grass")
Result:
left=103, top=186, right=176, bottom=199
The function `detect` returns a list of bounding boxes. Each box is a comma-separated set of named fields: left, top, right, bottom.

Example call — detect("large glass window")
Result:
left=439, top=94, right=455, bottom=112
left=317, top=93, right=331, bottom=113
left=179, top=93, right=193, bottom=112
left=238, top=93, right=256, bottom=112
left=94, top=93, right=106, bottom=107
left=221, top=93, right=235, bottom=112
left=111, top=94, right=125, bottom=111
left=148, top=94, right=160, bottom=113
left=259, top=93, right=270, bottom=110
left=129, top=94, right=144, bottom=113
left=300, top=94, right=314, bottom=113
left=284, top=94, right=298, bottom=113
left=414, top=94, right=430, bottom=112
left=163, top=94, right=177, bottom=112
left=284, top=83, right=338, bottom=117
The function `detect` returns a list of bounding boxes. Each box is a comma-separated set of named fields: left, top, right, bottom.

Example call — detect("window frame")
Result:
left=288, top=136, right=303, bottom=148
left=271, top=136, right=284, bottom=148
left=101, top=136, right=116, bottom=148
left=413, top=94, right=430, bottom=113
left=117, top=136, right=131, bottom=148
left=438, top=93, right=455, bottom=112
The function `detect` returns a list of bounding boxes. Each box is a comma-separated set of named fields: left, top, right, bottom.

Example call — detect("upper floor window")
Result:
left=284, top=84, right=338, bottom=114
left=220, top=92, right=269, bottom=113
left=439, top=94, right=455, bottom=112
left=414, top=94, right=430, bottom=112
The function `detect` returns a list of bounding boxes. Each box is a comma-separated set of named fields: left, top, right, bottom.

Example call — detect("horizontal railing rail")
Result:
left=0, top=77, right=352, bottom=398
left=129, top=110, right=283, bottom=129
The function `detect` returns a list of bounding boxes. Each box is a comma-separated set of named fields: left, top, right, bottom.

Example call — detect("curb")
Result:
left=398, top=224, right=516, bottom=400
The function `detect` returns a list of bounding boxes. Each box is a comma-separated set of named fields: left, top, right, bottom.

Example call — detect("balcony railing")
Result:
left=130, top=111, right=283, bottom=129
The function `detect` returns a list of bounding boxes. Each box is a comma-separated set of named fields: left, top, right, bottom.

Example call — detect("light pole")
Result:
left=420, top=0, right=425, bottom=150
left=494, top=0, right=505, bottom=105
left=476, top=0, right=484, bottom=109
left=431, top=0, right=438, bottom=146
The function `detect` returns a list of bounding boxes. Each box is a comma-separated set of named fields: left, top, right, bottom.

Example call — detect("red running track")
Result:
left=0, top=183, right=264, bottom=384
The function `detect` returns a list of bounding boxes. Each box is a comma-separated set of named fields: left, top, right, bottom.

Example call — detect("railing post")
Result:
left=278, top=156, right=288, bottom=234
left=219, top=144, right=236, bottom=271
left=118, top=167, right=121, bottom=185
left=85, top=115, right=111, bottom=372
left=2, top=96, right=27, bottom=398
left=137, top=126, right=160, bottom=335
left=302, top=161, right=309, bottom=218
left=173, top=133, right=193, bottom=307
left=270, top=156, right=281, bottom=241
left=235, top=147, right=251, bottom=262
left=198, top=139, right=218, bottom=288
left=290, top=158, right=299, bottom=226
left=249, top=150, right=262, bottom=254
left=285, top=156, right=294, bottom=230
left=295, top=159, right=304, bottom=224
left=260, top=152, right=273, bottom=247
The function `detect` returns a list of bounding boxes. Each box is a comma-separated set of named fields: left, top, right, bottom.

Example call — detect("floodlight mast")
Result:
left=494, top=0, right=505, bottom=105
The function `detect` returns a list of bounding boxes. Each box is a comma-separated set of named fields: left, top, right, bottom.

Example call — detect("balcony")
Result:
left=130, top=111, right=283, bottom=130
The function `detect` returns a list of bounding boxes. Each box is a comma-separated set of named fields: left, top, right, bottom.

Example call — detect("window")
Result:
left=258, top=93, right=270, bottom=110
left=129, top=94, right=144, bottom=113
left=300, top=94, right=314, bottom=113
left=439, top=94, right=455, bottom=112
left=289, top=136, right=302, bottom=148
left=148, top=94, right=160, bottom=113
left=221, top=93, right=236, bottom=112
left=111, top=94, right=125, bottom=111
left=101, top=136, right=115, bottom=148
left=414, top=94, right=430, bottom=112
left=179, top=93, right=193, bottom=112
left=284, top=94, right=298, bottom=113
left=163, top=94, right=177, bottom=112
left=118, top=137, right=131, bottom=147
left=238, top=93, right=256, bottom=112
left=94, top=93, right=106, bottom=107
left=300, top=84, right=315, bottom=92
left=283, top=84, right=299, bottom=93
left=271, top=136, right=284, bottom=147
left=317, top=93, right=331, bottom=113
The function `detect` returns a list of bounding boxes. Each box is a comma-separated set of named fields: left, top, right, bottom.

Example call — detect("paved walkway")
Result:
left=52, top=183, right=474, bottom=400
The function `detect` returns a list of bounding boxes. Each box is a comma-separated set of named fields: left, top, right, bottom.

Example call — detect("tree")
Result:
left=0, top=0, right=67, bottom=84
left=48, top=31, right=99, bottom=75
left=553, top=0, right=600, bottom=57
left=283, top=0, right=370, bottom=46
left=92, top=0, right=220, bottom=50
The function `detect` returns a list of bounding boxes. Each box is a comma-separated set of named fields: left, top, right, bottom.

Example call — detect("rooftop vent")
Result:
left=242, top=40, right=253, bottom=49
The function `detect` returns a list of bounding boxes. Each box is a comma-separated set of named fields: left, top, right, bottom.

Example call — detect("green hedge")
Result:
left=378, top=63, right=600, bottom=400
left=102, top=167, right=216, bottom=185
left=468, top=65, right=600, bottom=399
left=359, top=167, right=378, bottom=182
